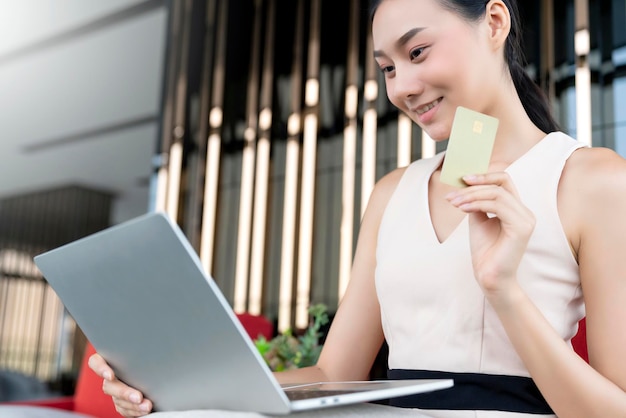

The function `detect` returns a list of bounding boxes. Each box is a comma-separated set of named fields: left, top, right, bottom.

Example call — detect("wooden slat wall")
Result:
left=157, top=0, right=430, bottom=331
left=0, top=186, right=112, bottom=383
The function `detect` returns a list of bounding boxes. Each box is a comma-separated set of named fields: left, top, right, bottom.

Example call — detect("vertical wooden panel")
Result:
left=155, top=0, right=185, bottom=213
left=184, top=0, right=216, bottom=250
left=421, top=129, right=436, bottom=158
left=397, top=112, right=412, bottom=167
left=165, top=0, right=193, bottom=220
left=249, top=0, right=277, bottom=315
left=360, top=146, right=377, bottom=210
left=575, top=0, right=592, bottom=145
left=233, top=0, right=264, bottom=313
left=338, top=0, right=360, bottom=299
left=278, top=0, right=305, bottom=332
left=541, top=0, right=556, bottom=102
left=361, top=28, right=378, bottom=215
left=200, top=0, right=228, bottom=274
left=296, top=0, right=322, bottom=328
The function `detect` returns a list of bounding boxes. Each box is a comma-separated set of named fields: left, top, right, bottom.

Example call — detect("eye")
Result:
left=409, top=47, right=426, bottom=62
left=379, top=65, right=395, bottom=75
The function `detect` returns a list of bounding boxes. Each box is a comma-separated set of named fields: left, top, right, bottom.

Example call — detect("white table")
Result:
left=147, top=403, right=433, bottom=417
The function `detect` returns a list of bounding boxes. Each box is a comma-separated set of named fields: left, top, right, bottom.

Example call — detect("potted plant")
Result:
left=254, top=304, right=329, bottom=371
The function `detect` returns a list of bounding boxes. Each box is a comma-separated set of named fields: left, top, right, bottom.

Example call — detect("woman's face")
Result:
left=372, top=0, right=502, bottom=141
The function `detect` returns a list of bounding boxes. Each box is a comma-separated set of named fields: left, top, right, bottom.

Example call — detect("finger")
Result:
left=462, top=172, right=520, bottom=198
left=112, top=396, right=153, bottom=417
left=102, top=378, right=145, bottom=404
left=447, top=185, right=519, bottom=213
left=104, top=380, right=153, bottom=416
left=113, top=401, right=153, bottom=418
left=88, top=353, right=114, bottom=381
left=447, top=186, right=533, bottom=229
left=457, top=198, right=532, bottom=228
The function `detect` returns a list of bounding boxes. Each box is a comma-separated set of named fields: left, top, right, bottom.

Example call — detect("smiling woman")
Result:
left=82, top=0, right=626, bottom=417
left=370, top=0, right=559, bottom=140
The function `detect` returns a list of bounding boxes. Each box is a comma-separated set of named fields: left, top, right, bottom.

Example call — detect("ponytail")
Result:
left=504, top=0, right=560, bottom=133
left=510, top=61, right=560, bottom=133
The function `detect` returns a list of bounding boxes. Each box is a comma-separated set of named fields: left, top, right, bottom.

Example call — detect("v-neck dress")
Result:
left=375, top=132, right=586, bottom=417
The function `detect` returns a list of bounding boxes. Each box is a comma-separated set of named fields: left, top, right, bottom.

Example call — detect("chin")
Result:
left=408, top=118, right=450, bottom=142
left=423, top=128, right=450, bottom=142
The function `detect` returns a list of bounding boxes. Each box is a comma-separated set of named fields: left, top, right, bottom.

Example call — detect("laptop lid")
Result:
left=34, top=212, right=452, bottom=414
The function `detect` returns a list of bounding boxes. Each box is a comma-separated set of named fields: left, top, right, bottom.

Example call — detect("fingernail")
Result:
left=140, top=403, right=151, bottom=412
left=445, top=192, right=457, bottom=200
left=462, top=175, right=477, bottom=181
left=103, top=371, right=112, bottom=380
left=129, top=393, right=141, bottom=404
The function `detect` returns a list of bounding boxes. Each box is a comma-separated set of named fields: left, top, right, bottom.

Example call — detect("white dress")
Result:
left=375, top=132, right=586, bottom=417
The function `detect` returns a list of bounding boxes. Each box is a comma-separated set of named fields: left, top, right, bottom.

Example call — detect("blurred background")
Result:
left=0, top=0, right=625, bottom=402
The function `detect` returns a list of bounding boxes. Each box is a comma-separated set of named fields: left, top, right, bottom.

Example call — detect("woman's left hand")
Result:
left=446, top=172, right=535, bottom=300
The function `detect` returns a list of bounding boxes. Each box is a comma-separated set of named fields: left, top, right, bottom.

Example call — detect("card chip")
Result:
left=473, top=120, right=483, bottom=134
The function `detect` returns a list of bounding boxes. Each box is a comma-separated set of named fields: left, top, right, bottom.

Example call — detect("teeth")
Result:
left=416, top=98, right=440, bottom=115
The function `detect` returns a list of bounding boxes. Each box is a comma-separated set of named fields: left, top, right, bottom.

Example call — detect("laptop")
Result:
left=34, top=212, right=453, bottom=414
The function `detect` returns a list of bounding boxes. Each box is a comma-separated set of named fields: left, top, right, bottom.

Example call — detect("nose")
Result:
left=389, top=65, right=424, bottom=104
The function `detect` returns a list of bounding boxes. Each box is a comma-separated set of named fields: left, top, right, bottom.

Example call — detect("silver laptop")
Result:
left=34, top=212, right=452, bottom=414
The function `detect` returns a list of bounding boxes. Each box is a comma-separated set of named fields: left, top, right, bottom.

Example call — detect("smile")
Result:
left=414, top=98, right=442, bottom=115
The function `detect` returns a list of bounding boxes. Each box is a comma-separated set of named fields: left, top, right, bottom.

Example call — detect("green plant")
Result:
left=255, top=303, right=329, bottom=371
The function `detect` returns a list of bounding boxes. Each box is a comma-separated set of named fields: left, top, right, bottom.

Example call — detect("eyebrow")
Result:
left=373, top=27, right=426, bottom=58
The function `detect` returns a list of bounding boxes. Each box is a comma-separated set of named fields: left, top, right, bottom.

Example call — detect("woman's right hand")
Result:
left=88, top=353, right=153, bottom=417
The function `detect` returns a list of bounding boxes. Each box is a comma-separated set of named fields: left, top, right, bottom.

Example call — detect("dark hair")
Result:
left=370, top=0, right=560, bottom=133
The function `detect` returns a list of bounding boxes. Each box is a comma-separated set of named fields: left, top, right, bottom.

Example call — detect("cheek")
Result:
left=384, top=80, right=404, bottom=109
left=430, top=32, right=481, bottom=86
left=428, top=54, right=479, bottom=106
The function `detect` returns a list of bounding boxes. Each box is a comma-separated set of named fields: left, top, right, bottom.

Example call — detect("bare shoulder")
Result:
left=560, top=146, right=626, bottom=253
left=374, top=166, right=408, bottom=195
left=365, top=166, right=408, bottom=218
left=561, top=146, right=626, bottom=198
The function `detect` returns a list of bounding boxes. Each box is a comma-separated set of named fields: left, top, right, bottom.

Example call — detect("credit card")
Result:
left=439, top=106, right=499, bottom=188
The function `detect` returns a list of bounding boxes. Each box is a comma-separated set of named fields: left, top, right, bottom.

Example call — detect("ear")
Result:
left=484, top=0, right=511, bottom=50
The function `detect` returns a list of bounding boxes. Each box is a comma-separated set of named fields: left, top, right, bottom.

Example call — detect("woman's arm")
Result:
left=448, top=148, right=626, bottom=417
left=277, top=167, right=406, bottom=385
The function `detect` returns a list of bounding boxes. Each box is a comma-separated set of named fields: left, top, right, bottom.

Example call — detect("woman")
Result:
left=90, top=0, right=626, bottom=416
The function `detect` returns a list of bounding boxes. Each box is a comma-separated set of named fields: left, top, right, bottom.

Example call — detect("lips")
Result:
left=413, top=97, right=442, bottom=115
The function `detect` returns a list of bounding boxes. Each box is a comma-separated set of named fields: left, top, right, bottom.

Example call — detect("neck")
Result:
left=487, top=83, right=547, bottom=167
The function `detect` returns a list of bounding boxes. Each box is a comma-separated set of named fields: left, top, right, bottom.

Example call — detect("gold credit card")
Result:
left=439, top=106, right=499, bottom=188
